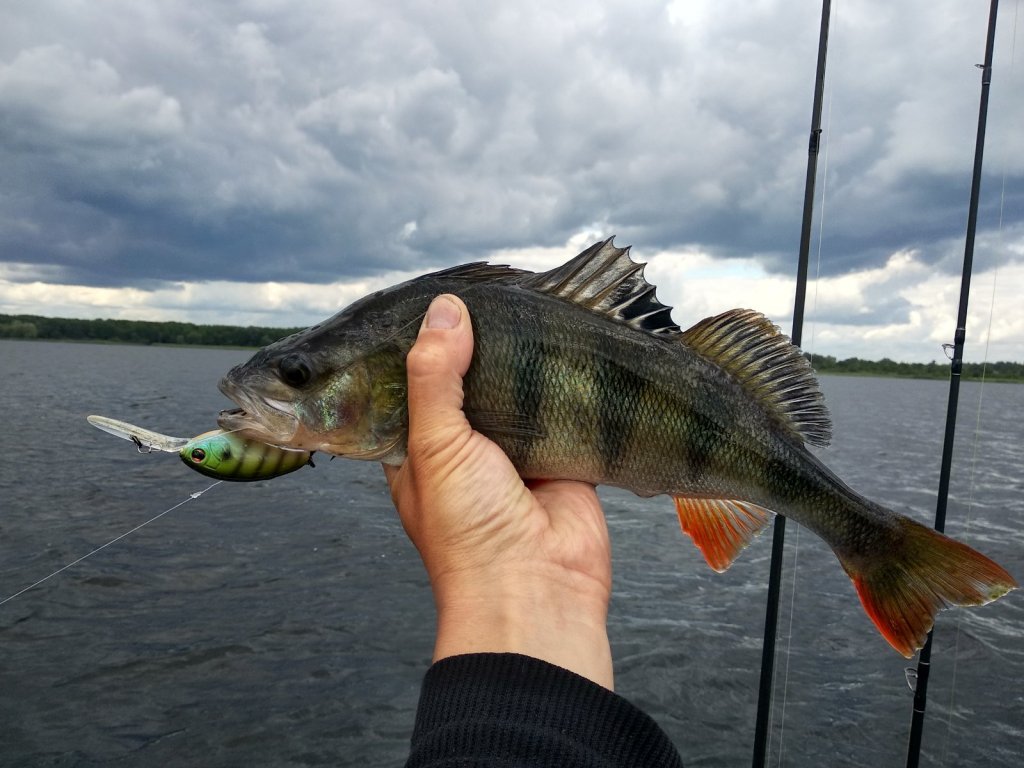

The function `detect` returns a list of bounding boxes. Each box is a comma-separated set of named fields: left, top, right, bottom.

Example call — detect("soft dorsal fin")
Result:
left=518, top=238, right=681, bottom=336
left=681, top=309, right=832, bottom=447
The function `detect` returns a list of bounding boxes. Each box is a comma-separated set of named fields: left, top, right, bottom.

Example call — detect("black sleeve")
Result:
left=405, top=653, right=684, bottom=768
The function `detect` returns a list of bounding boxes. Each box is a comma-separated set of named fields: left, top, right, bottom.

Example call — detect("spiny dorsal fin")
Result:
left=518, top=238, right=681, bottom=336
left=681, top=309, right=832, bottom=447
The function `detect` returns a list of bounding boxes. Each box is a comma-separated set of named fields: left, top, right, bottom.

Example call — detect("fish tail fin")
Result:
left=840, top=516, right=1017, bottom=657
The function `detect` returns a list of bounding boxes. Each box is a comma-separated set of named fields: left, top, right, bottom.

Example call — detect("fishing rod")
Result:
left=751, top=1, right=831, bottom=765
left=905, top=1, right=1000, bottom=765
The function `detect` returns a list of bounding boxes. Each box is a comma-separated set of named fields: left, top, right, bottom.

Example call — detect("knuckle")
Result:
left=405, top=337, right=450, bottom=379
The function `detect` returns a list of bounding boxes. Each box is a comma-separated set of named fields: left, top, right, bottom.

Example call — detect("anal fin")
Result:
left=674, top=497, right=775, bottom=572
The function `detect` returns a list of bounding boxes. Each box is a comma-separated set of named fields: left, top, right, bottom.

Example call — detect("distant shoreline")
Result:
left=2, top=313, right=1021, bottom=382
left=0, top=313, right=304, bottom=350
left=1, top=336, right=263, bottom=351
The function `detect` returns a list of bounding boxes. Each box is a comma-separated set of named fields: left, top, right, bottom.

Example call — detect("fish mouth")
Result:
left=217, top=378, right=300, bottom=443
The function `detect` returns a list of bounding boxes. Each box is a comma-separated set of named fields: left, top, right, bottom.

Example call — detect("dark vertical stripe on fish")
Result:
left=512, top=336, right=544, bottom=469
left=595, top=351, right=645, bottom=478
left=677, top=377, right=739, bottom=491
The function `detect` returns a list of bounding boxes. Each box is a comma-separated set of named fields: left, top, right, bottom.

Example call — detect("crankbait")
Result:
left=87, top=415, right=314, bottom=481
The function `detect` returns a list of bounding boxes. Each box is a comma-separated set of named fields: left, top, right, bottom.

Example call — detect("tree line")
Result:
left=1, top=313, right=1021, bottom=380
left=0, top=313, right=303, bottom=348
left=806, top=353, right=1024, bottom=382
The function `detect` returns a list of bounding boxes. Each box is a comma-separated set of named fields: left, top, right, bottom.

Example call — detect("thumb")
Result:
left=404, top=294, right=475, bottom=448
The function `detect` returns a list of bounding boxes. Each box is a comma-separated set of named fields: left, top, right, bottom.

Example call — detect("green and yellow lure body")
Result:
left=181, top=429, right=313, bottom=481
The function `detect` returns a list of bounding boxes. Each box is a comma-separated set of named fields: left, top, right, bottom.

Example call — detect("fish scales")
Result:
left=472, top=281, right=894, bottom=549
left=217, top=238, right=1016, bottom=656
left=464, top=288, right=801, bottom=511
left=463, top=295, right=719, bottom=492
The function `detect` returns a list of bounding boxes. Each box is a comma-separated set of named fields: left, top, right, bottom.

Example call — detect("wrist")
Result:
left=431, top=567, right=613, bottom=690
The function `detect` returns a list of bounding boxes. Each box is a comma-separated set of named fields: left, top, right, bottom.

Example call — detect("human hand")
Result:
left=383, top=294, right=614, bottom=689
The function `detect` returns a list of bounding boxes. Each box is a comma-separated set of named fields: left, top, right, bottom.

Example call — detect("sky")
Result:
left=1, top=0, right=1022, bottom=362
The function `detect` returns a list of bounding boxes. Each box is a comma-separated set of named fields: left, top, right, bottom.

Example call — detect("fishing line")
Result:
left=772, top=5, right=841, bottom=766
left=940, top=1, right=1018, bottom=763
left=754, top=2, right=833, bottom=763
left=0, top=481, right=222, bottom=607
left=772, top=522, right=801, bottom=768
left=905, top=4, right=1002, bottom=763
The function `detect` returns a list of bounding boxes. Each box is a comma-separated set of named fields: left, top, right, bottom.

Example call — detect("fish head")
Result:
left=217, top=296, right=416, bottom=462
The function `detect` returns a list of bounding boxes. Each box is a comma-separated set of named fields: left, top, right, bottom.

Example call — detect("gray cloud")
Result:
left=1, top=0, right=1021, bottom=289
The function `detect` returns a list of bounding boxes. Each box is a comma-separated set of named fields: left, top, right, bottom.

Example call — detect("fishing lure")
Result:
left=87, top=415, right=314, bottom=481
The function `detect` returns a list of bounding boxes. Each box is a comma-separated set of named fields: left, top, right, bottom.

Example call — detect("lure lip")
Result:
left=86, top=415, right=190, bottom=453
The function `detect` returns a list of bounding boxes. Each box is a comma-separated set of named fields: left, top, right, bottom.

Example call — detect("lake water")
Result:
left=1, top=339, right=1021, bottom=767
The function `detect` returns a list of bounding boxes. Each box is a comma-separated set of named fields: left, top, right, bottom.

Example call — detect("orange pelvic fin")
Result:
left=674, top=497, right=774, bottom=572
left=842, top=517, right=1018, bottom=657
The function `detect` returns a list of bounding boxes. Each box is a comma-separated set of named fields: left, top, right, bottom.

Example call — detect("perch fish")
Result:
left=216, top=239, right=1016, bottom=656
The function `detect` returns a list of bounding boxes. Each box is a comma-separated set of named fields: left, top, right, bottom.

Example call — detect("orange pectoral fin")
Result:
left=674, top=497, right=775, bottom=572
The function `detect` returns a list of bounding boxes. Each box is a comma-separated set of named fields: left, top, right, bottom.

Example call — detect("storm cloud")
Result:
left=1, top=1, right=1019, bottom=282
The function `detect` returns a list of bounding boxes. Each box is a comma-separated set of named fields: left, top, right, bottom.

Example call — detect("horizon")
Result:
left=5, top=309, right=1023, bottom=367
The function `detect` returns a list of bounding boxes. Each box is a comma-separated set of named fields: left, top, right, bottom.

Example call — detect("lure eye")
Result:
left=190, top=448, right=207, bottom=463
left=279, top=354, right=312, bottom=387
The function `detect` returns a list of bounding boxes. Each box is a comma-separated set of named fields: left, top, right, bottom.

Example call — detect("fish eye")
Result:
left=279, top=354, right=312, bottom=387
left=190, top=448, right=207, bottom=463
